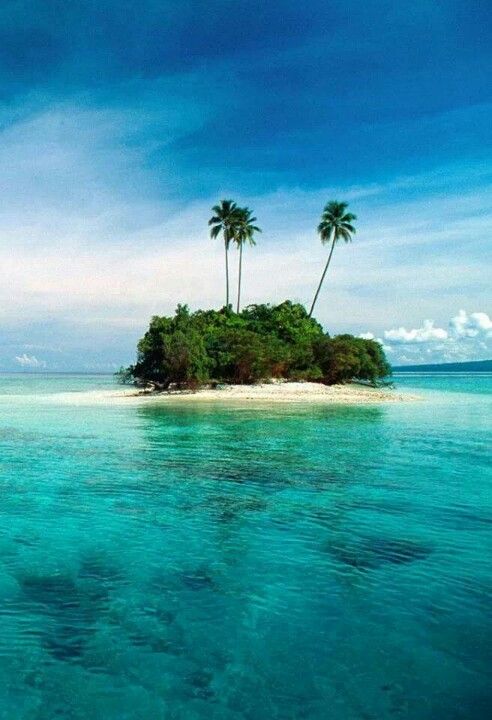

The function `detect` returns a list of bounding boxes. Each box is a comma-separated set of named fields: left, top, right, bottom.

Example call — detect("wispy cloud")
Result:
left=15, top=353, right=47, bottom=368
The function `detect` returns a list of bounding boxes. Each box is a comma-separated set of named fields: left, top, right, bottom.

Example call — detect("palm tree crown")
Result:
left=317, top=201, right=356, bottom=244
left=208, top=199, right=239, bottom=244
left=309, top=201, right=357, bottom=317
left=234, top=207, right=261, bottom=249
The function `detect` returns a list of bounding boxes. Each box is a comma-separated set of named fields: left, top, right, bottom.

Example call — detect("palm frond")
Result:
left=232, top=205, right=262, bottom=247
left=324, top=200, right=347, bottom=214
left=336, top=228, right=353, bottom=243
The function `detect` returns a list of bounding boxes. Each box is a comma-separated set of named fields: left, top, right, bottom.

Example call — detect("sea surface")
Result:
left=0, top=373, right=490, bottom=719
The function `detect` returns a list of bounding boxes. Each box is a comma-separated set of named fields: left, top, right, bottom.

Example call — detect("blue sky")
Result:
left=0, top=0, right=491, bottom=370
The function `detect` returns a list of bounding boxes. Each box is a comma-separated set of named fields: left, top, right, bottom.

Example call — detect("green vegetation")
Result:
left=122, top=302, right=391, bottom=389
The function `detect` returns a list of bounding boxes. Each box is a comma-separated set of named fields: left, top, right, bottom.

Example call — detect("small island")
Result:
left=117, top=200, right=401, bottom=404
left=118, top=301, right=394, bottom=402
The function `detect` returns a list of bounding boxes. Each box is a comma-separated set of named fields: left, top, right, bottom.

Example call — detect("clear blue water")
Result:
left=0, top=373, right=490, bottom=719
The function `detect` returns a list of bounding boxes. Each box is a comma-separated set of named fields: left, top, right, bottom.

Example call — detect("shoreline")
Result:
left=132, top=381, right=420, bottom=405
left=0, top=381, right=421, bottom=407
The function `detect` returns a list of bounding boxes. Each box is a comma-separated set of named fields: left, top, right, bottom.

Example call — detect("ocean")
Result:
left=0, top=373, right=490, bottom=719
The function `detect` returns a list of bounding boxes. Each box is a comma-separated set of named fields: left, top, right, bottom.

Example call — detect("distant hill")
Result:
left=393, top=359, right=492, bottom=372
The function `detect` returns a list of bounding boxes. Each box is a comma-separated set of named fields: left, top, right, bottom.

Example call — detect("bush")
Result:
left=315, top=334, right=391, bottom=385
left=212, top=327, right=274, bottom=383
left=132, top=305, right=210, bottom=387
left=124, top=302, right=391, bottom=388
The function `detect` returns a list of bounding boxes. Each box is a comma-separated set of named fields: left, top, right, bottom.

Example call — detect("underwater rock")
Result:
left=19, top=572, right=108, bottom=664
left=125, top=620, right=182, bottom=656
left=20, top=574, right=81, bottom=611
left=181, top=569, right=215, bottom=591
left=333, top=537, right=432, bottom=570
left=208, top=494, right=268, bottom=521
left=78, top=555, right=125, bottom=586
left=150, top=606, right=175, bottom=625
left=20, top=571, right=108, bottom=619
left=45, top=625, right=86, bottom=662
left=13, top=536, right=36, bottom=547
left=370, top=538, right=432, bottom=565
left=185, top=669, right=215, bottom=700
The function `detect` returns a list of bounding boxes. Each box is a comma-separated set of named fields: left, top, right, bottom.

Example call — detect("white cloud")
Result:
left=358, top=332, right=375, bottom=340
left=15, top=353, right=47, bottom=368
left=362, top=310, right=492, bottom=365
left=384, top=319, right=448, bottom=344
left=449, top=309, right=492, bottom=339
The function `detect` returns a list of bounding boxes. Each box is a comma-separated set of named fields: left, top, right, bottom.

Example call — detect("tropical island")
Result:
left=118, top=199, right=396, bottom=402
left=121, top=301, right=390, bottom=390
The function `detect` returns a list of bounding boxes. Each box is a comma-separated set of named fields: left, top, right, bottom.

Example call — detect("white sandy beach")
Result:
left=132, top=381, right=418, bottom=405
left=3, top=381, right=419, bottom=407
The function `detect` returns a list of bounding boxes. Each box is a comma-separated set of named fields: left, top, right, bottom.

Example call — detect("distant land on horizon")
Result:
left=393, top=359, right=492, bottom=372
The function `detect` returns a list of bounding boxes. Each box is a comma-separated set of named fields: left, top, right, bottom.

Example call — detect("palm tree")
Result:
left=308, top=201, right=356, bottom=318
left=234, top=207, right=262, bottom=313
left=209, top=199, right=239, bottom=308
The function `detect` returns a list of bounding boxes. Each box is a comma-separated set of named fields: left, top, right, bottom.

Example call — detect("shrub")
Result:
left=124, top=303, right=391, bottom=388
left=132, top=306, right=210, bottom=387
left=315, top=334, right=391, bottom=385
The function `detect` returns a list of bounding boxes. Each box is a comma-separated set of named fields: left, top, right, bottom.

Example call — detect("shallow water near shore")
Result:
left=0, top=373, right=490, bottom=719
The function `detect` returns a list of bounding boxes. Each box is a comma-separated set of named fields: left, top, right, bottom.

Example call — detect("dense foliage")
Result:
left=122, top=302, right=391, bottom=388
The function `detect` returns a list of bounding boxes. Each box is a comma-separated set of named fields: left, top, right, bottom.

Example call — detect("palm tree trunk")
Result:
left=224, top=236, right=229, bottom=308
left=308, top=237, right=336, bottom=318
left=236, top=243, right=243, bottom=313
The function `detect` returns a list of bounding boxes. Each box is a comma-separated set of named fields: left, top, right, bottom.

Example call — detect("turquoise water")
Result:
left=0, top=373, right=490, bottom=719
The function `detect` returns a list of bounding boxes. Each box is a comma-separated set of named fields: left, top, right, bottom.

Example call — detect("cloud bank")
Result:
left=364, top=311, right=492, bottom=365
left=449, top=310, right=492, bottom=339
left=384, top=320, right=448, bottom=344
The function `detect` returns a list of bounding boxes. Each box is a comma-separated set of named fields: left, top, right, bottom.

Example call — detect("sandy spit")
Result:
left=132, top=381, right=420, bottom=405
left=12, top=382, right=419, bottom=407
